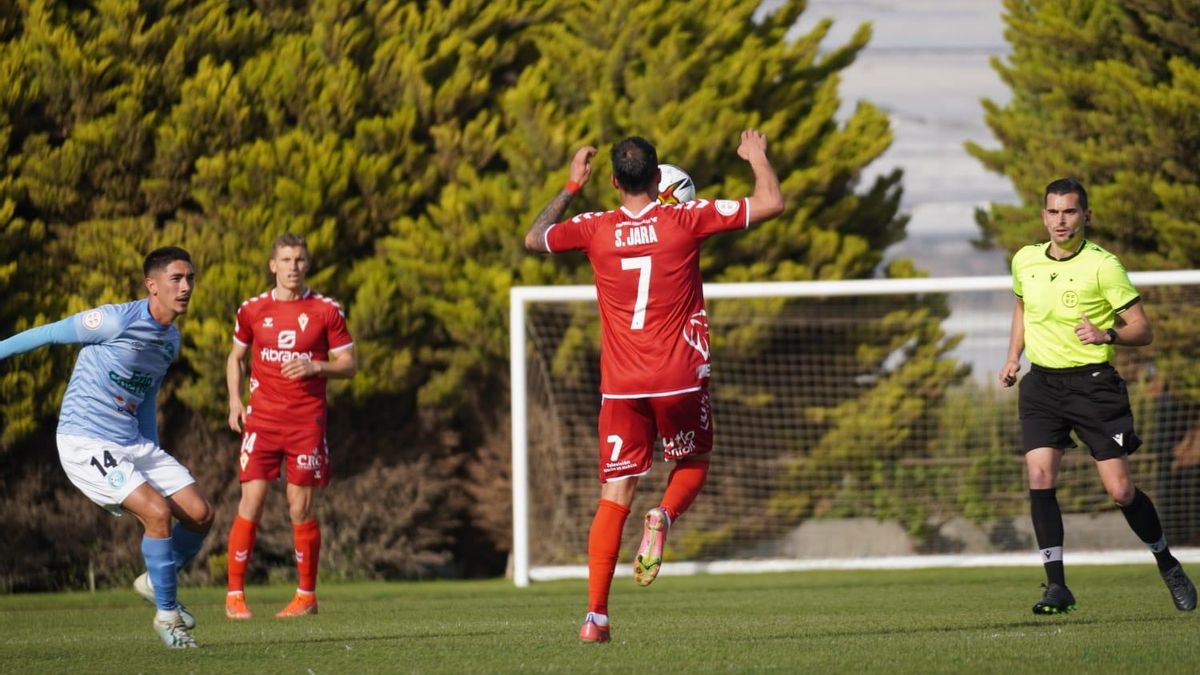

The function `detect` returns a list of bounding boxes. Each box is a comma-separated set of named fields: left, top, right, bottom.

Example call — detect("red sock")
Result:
left=587, top=499, right=630, bottom=615
left=292, top=518, right=321, bottom=593
left=226, top=515, right=258, bottom=593
left=660, top=458, right=710, bottom=522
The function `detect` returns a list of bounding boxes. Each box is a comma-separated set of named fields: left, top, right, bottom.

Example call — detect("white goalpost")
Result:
left=510, top=271, right=1200, bottom=587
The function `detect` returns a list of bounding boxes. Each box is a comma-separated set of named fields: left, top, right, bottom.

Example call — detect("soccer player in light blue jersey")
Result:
left=0, top=246, right=214, bottom=648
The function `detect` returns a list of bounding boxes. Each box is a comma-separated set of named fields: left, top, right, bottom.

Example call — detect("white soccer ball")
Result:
left=657, top=163, right=696, bottom=204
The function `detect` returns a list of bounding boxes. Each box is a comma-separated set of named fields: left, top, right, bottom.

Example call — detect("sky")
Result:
left=769, top=0, right=1024, bottom=378
left=780, top=0, right=1020, bottom=277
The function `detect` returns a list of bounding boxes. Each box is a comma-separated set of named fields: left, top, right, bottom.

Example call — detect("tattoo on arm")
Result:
left=526, top=189, right=575, bottom=252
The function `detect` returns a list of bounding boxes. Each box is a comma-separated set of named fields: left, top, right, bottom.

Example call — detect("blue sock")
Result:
left=171, top=523, right=207, bottom=572
left=141, top=536, right=177, bottom=611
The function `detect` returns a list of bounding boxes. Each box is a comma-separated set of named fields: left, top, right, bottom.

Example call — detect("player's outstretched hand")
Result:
left=1075, top=313, right=1104, bottom=345
left=737, top=129, right=768, bottom=161
left=570, top=146, right=597, bottom=186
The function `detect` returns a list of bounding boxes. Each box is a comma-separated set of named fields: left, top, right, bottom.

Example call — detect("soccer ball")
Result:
left=657, top=164, right=696, bottom=204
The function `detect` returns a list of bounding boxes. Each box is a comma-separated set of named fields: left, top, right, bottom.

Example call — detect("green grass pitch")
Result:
left=1, top=565, right=1195, bottom=674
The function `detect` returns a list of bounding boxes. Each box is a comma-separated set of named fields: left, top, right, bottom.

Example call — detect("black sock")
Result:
left=1030, top=488, right=1066, bottom=586
left=1119, top=489, right=1179, bottom=573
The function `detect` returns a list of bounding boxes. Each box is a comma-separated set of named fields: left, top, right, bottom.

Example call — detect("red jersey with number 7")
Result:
left=233, top=289, right=354, bottom=427
left=544, top=198, right=750, bottom=397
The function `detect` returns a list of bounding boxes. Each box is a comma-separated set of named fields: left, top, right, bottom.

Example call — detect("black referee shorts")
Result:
left=1018, top=363, right=1141, bottom=460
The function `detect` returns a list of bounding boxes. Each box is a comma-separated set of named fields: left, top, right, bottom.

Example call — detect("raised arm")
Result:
left=524, top=146, right=597, bottom=253
left=0, top=317, right=80, bottom=360
left=737, top=129, right=785, bottom=225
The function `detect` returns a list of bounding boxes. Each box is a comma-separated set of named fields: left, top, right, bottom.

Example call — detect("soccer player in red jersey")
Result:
left=524, top=130, right=784, bottom=642
left=223, top=233, right=357, bottom=619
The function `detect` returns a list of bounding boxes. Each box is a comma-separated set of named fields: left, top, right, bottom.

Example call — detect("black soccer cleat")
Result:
left=1032, top=583, right=1077, bottom=615
left=1161, top=564, right=1197, bottom=612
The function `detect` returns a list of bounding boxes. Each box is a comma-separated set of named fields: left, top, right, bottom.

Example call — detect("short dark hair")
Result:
left=272, top=232, right=308, bottom=256
left=143, top=246, right=192, bottom=277
left=610, top=137, right=659, bottom=193
left=1044, top=177, right=1088, bottom=211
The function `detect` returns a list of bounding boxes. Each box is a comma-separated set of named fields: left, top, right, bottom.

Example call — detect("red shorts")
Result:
left=238, top=421, right=330, bottom=487
left=596, top=388, right=713, bottom=483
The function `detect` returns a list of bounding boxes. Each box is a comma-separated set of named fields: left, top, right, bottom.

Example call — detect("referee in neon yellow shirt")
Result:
left=1000, top=178, right=1196, bottom=615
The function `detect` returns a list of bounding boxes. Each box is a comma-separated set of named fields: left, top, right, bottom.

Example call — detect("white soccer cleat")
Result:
left=134, top=572, right=196, bottom=629
left=153, top=612, right=198, bottom=649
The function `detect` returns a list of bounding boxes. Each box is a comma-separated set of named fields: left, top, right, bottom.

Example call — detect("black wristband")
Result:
left=1106, top=328, right=1119, bottom=344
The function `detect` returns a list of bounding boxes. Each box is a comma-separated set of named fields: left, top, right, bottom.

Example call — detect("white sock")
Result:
left=586, top=612, right=609, bottom=626
left=155, top=607, right=181, bottom=623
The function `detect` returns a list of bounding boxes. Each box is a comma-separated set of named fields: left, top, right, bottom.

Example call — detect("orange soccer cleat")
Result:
left=225, top=591, right=252, bottom=620
left=275, top=592, right=319, bottom=618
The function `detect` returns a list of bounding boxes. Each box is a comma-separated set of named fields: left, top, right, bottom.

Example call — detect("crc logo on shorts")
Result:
left=82, top=310, right=104, bottom=331
left=1061, top=291, right=1079, bottom=307
left=278, top=330, right=297, bottom=348
left=297, top=451, right=324, bottom=471
left=107, top=470, right=126, bottom=489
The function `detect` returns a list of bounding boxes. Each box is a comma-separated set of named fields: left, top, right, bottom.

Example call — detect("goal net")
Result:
left=509, top=272, right=1200, bottom=586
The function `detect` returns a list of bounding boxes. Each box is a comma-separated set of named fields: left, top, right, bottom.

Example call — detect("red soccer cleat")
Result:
left=578, top=612, right=611, bottom=643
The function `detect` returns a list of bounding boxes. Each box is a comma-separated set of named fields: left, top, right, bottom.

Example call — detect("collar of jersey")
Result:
left=1043, top=239, right=1088, bottom=262
left=620, top=202, right=658, bottom=219
left=271, top=287, right=312, bottom=301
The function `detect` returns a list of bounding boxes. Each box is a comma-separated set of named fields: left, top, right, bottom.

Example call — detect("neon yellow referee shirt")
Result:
left=1011, top=240, right=1140, bottom=368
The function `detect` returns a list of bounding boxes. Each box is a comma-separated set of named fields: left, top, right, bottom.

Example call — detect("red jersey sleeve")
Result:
left=545, top=211, right=604, bottom=253
left=325, top=302, right=354, bottom=352
left=677, top=198, right=750, bottom=239
left=233, top=302, right=255, bottom=346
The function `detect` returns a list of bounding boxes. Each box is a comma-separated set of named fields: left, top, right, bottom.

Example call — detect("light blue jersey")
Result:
left=0, top=299, right=180, bottom=445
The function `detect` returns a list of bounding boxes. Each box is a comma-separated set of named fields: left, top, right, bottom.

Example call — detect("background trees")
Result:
left=970, top=0, right=1200, bottom=542
left=0, top=0, right=948, bottom=589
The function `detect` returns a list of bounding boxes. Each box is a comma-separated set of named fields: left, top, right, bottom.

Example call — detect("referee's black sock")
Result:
left=1030, top=488, right=1066, bottom=586
left=1119, top=488, right=1180, bottom=573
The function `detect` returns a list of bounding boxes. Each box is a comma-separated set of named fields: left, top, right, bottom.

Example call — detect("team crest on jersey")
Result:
left=263, top=317, right=274, bottom=328
left=107, top=470, right=126, bottom=489
left=298, top=313, right=309, bottom=332
left=1061, top=291, right=1078, bottom=307
left=683, top=310, right=710, bottom=359
left=82, top=310, right=104, bottom=330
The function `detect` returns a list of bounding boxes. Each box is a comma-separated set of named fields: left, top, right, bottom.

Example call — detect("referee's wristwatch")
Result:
left=1105, top=328, right=1119, bottom=344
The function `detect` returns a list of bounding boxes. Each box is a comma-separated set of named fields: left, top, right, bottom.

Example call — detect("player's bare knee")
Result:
left=1026, top=466, right=1055, bottom=489
left=140, top=499, right=173, bottom=536
left=288, top=502, right=312, bottom=523
left=238, top=493, right=267, bottom=522
left=187, top=500, right=215, bottom=532
left=1107, top=481, right=1135, bottom=506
